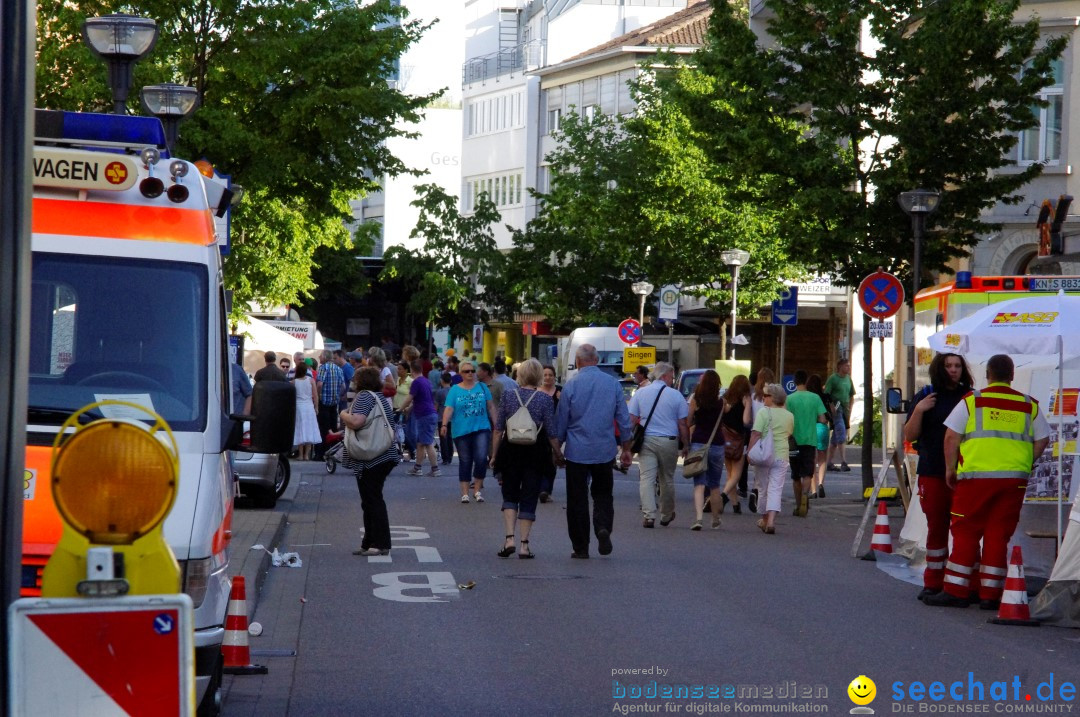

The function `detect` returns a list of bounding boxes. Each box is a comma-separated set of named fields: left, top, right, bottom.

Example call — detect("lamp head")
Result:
left=631, top=281, right=654, bottom=297
left=898, top=188, right=941, bottom=216
left=721, top=249, right=751, bottom=267
left=81, top=15, right=158, bottom=61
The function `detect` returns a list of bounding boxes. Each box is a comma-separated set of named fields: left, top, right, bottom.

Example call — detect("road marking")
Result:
left=371, top=572, right=459, bottom=602
left=367, top=546, right=442, bottom=563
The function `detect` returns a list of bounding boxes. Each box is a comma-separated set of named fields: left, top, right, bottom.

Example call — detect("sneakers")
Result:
left=474, top=491, right=485, bottom=503
left=826, top=464, right=840, bottom=472
left=460, top=494, right=471, bottom=504
left=840, top=463, right=851, bottom=472
left=711, top=515, right=722, bottom=530
left=429, top=468, right=441, bottom=477
left=733, top=502, right=742, bottom=515
left=817, top=485, right=826, bottom=499
left=642, top=518, right=655, bottom=528
left=690, top=520, right=703, bottom=531
left=798, top=494, right=809, bottom=517
left=407, top=465, right=424, bottom=476
left=539, top=491, right=550, bottom=503
left=748, top=489, right=758, bottom=514
left=660, top=513, right=676, bottom=527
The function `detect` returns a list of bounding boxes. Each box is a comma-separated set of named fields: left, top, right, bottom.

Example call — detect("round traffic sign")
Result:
left=857, top=271, right=905, bottom=319
left=617, top=318, right=642, bottom=345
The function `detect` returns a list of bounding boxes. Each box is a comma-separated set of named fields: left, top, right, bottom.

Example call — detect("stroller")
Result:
left=324, top=429, right=344, bottom=474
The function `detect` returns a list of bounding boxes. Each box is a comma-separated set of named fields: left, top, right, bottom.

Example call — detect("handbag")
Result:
left=631, top=385, right=665, bottom=454
left=747, top=408, right=775, bottom=467
left=683, top=412, right=722, bottom=479
left=344, top=391, right=395, bottom=461
left=720, top=423, right=745, bottom=461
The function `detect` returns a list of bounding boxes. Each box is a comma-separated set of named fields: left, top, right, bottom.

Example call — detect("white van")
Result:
left=24, top=110, right=293, bottom=715
left=562, top=327, right=636, bottom=382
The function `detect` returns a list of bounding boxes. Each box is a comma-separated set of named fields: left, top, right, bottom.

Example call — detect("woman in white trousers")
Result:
left=747, top=384, right=794, bottom=534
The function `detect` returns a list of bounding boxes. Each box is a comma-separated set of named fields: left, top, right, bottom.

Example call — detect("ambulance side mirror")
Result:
left=245, top=381, right=296, bottom=453
left=885, top=387, right=909, bottom=415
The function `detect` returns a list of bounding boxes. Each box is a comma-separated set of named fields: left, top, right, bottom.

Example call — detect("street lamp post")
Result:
left=141, top=83, right=199, bottom=151
left=631, top=281, right=653, bottom=345
left=720, top=249, right=751, bottom=360
left=82, top=14, right=159, bottom=115
left=898, top=188, right=941, bottom=391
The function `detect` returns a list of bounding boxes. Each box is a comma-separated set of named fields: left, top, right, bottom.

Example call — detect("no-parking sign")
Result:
left=857, top=270, right=904, bottom=319
left=618, top=318, right=642, bottom=345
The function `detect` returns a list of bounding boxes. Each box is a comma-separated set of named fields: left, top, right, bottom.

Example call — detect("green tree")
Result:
left=379, top=184, right=505, bottom=340
left=35, top=0, right=437, bottom=318
left=507, top=80, right=802, bottom=330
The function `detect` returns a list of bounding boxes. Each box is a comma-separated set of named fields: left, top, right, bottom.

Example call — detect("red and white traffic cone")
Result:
left=989, top=546, right=1040, bottom=627
left=870, top=500, right=892, bottom=554
left=222, top=577, right=269, bottom=674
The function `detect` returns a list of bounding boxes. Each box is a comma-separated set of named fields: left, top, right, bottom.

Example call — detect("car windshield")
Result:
left=27, top=253, right=208, bottom=431
left=680, top=372, right=702, bottom=398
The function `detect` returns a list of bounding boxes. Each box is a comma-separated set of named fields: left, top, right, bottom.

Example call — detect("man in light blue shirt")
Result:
left=628, top=361, right=689, bottom=528
left=554, top=344, right=633, bottom=559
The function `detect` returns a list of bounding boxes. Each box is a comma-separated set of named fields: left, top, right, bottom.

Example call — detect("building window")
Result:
left=1017, top=58, right=1064, bottom=165
left=600, top=74, right=617, bottom=114
left=617, top=69, right=636, bottom=114
left=463, top=172, right=527, bottom=210
left=547, top=108, right=562, bottom=134
left=584, top=105, right=597, bottom=122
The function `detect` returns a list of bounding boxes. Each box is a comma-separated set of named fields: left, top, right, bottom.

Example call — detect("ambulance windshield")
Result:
left=27, top=254, right=208, bottom=432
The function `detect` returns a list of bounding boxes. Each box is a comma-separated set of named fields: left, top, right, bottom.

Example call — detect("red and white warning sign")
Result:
left=9, top=595, right=194, bottom=716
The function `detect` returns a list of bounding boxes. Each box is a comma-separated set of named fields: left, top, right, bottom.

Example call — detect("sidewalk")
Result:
left=227, top=464, right=300, bottom=620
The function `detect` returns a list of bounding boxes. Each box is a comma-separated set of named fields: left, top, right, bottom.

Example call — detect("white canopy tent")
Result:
left=237, top=315, right=304, bottom=377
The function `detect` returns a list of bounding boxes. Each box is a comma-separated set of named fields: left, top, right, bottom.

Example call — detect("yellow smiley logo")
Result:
left=848, top=675, right=876, bottom=706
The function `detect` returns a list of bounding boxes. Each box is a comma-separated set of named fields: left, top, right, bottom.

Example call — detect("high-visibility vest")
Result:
left=957, top=383, right=1037, bottom=480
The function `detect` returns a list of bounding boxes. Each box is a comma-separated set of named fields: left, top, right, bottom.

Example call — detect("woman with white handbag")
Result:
left=339, top=367, right=401, bottom=556
left=746, top=384, right=794, bottom=534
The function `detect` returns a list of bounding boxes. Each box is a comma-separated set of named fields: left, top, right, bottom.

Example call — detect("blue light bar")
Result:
left=35, top=109, right=169, bottom=155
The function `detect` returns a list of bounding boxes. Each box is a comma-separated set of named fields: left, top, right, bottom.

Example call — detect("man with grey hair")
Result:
left=554, top=343, right=633, bottom=558
left=628, top=361, right=689, bottom=528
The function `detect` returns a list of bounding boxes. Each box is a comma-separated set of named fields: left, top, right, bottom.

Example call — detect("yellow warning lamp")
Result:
left=41, top=401, right=182, bottom=598
left=194, top=159, right=214, bottom=178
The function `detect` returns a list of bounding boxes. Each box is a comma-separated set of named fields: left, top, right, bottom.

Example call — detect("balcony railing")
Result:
left=462, top=40, right=543, bottom=85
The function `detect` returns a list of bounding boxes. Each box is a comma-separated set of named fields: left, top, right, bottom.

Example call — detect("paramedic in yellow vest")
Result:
left=924, top=355, right=1049, bottom=609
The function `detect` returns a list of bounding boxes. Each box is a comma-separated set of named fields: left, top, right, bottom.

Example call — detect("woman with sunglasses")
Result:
left=440, top=360, right=497, bottom=503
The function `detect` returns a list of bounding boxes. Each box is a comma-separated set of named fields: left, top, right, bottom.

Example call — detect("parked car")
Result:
left=676, top=368, right=708, bottom=401
left=619, top=378, right=637, bottom=403
left=233, top=424, right=290, bottom=508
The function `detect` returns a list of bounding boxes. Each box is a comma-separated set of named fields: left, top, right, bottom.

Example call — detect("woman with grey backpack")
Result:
left=489, top=359, right=556, bottom=559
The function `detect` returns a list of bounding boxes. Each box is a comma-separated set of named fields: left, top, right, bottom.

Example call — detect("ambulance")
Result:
left=912, top=272, right=1080, bottom=387
left=24, top=110, right=292, bottom=715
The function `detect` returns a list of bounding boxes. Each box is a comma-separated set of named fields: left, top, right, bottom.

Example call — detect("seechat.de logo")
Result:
left=991, top=311, right=1058, bottom=325
left=944, top=334, right=962, bottom=347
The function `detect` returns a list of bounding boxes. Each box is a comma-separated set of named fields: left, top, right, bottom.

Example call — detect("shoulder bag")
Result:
left=683, top=411, right=722, bottom=479
left=344, top=391, right=395, bottom=460
left=747, top=408, right=775, bottom=467
left=631, top=385, right=665, bottom=455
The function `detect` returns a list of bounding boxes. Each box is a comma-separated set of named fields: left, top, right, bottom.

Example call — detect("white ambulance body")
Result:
left=24, top=110, right=244, bottom=712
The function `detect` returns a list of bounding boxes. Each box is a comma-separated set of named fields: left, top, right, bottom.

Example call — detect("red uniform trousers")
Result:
left=941, top=478, right=1026, bottom=601
left=917, top=475, right=952, bottom=591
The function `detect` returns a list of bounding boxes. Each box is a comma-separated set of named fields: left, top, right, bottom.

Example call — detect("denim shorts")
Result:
left=688, top=442, right=724, bottom=489
left=413, top=413, right=437, bottom=445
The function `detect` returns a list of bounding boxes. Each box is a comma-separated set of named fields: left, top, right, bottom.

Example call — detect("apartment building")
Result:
left=461, top=0, right=692, bottom=249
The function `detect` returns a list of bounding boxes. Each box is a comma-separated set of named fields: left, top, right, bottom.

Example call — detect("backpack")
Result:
left=506, top=389, right=539, bottom=445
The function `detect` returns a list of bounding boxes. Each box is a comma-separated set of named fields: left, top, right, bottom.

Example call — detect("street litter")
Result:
left=457, top=581, right=476, bottom=590
left=250, top=543, right=303, bottom=567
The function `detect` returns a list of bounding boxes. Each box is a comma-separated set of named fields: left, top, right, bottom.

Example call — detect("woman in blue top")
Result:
left=440, top=360, right=497, bottom=503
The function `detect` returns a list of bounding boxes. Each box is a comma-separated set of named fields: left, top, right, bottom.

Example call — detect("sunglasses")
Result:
left=460, top=369, right=475, bottom=374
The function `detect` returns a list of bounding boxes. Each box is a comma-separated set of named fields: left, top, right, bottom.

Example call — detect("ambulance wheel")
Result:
left=197, top=651, right=223, bottom=717
left=274, top=454, right=291, bottom=498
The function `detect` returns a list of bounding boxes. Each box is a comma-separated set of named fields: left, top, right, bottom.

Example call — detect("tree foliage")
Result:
left=675, top=0, right=1068, bottom=289
left=35, top=0, right=437, bottom=318
left=380, top=184, right=505, bottom=339
left=505, top=80, right=803, bottom=331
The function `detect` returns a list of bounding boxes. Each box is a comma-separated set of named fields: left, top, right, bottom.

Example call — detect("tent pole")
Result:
left=1058, top=336, right=1064, bottom=551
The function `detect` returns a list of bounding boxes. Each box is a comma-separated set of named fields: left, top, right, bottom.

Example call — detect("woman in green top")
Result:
left=746, top=384, right=794, bottom=534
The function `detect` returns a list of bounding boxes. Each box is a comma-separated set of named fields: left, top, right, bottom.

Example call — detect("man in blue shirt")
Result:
left=334, top=349, right=354, bottom=411
left=315, top=349, right=345, bottom=459
left=554, top=344, right=633, bottom=559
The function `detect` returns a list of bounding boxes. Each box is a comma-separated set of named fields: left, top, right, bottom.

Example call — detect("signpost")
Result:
left=658, top=285, right=679, bottom=362
left=858, top=268, right=904, bottom=489
left=772, top=286, right=798, bottom=379
left=617, top=318, right=642, bottom=346
left=623, top=346, right=656, bottom=374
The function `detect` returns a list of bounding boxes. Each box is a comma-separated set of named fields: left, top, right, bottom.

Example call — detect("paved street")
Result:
left=222, top=458, right=1076, bottom=716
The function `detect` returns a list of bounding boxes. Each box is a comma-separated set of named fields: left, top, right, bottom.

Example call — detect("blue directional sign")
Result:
left=771, top=286, right=798, bottom=326
left=782, top=374, right=797, bottom=394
